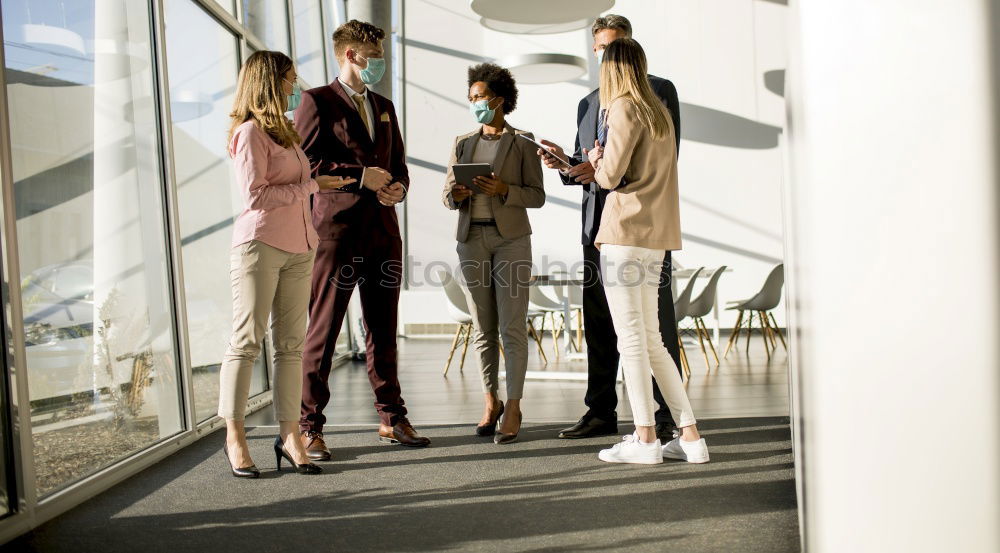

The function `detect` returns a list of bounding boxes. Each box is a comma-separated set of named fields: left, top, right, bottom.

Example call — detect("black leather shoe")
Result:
left=656, top=422, right=679, bottom=443
left=558, top=414, right=618, bottom=439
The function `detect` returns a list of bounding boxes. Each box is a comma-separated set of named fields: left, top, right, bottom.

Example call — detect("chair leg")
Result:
left=443, top=323, right=465, bottom=376
left=547, top=312, right=561, bottom=360
left=764, top=310, right=779, bottom=348
left=745, top=310, right=754, bottom=355
left=757, top=311, right=772, bottom=359
left=723, top=310, right=744, bottom=359
left=694, top=321, right=711, bottom=371
left=697, top=317, right=720, bottom=367
left=769, top=312, right=788, bottom=351
left=528, top=318, right=548, bottom=365
left=459, top=323, right=472, bottom=373
left=760, top=310, right=777, bottom=349
left=677, top=335, right=691, bottom=380
left=549, top=311, right=565, bottom=361
left=575, top=307, right=584, bottom=351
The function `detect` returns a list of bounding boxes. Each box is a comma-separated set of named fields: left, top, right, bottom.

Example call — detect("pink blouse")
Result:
left=229, top=121, right=319, bottom=253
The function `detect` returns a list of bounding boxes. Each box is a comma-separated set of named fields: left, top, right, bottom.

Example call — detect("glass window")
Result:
left=2, top=0, right=183, bottom=496
left=241, top=0, right=290, bottom=53
left=164, top=0, right=267, bottom=423
left=291, top=0, right=326, bottom=87
left=323, top=0, right=344, bottom=82
left=216, top=0, right=237, bottom=16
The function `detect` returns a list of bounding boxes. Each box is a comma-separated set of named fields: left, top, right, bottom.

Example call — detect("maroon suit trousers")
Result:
left=299, top=231, right=405, bottom=431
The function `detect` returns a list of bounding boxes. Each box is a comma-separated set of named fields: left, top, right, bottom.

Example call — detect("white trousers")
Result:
left=601, top=244, right=696, bottom=428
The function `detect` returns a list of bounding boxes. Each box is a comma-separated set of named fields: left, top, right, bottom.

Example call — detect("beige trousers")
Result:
left=218, top=240, right=315, bottom=422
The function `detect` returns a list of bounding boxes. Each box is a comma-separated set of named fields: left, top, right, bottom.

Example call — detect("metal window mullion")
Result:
left=151, top=0, right=197, bottom=435
left=395, top=0, right=408, bottom=290
left=0, top=7, right=39, bottom=522
left=286, top=0, right=297, bottom=59
left=317, top=0, right=330, bottom=83
left=192, top=0, right=269, bottom=52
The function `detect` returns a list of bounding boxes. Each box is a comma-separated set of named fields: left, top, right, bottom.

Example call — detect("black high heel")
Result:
left=476, top=402, right=505, bottom=436
left=494, top=410, right=522, bottom=445
left=274, top=437, right=322, bottom=474
left=222, top=445, right=260, bottom=478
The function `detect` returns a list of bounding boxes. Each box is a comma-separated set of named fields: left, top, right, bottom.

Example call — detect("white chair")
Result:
left=442, top=270, right=549, bottom=376
left=440, top=270, right=474, bottom=376
left=529, top=285, right=564, bottom=359
left=672, top=267, right=704, bottom=380
left=685, top=266, right=727, bottom=370
left=723, top=264, right=786, bottom=359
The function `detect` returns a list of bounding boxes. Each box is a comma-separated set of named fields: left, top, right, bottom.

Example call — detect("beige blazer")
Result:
left=442, top=123, right=545, bottom=242
left=594, top=97, right=681, bottom=251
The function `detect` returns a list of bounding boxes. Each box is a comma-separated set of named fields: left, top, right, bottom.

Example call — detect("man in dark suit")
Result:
left=538, top=14, right=684, bottom=441
left=293, top=19, right=430, bottom=459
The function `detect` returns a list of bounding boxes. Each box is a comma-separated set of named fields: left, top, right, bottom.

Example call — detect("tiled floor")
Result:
left=247, top=330, right=789, bottom=427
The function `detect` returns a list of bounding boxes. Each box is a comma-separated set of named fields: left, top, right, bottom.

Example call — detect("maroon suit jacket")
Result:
left=293, top=80, right=408, bottom=239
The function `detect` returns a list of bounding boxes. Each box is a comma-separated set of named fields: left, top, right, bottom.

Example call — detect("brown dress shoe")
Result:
left=378, top=419, right=431, bottom=447
left=301, top=430, right=331, bottom=461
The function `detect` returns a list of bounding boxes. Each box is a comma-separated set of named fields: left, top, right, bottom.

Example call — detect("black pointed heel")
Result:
left=222, top=445, right=260, bottom=478
left=494, top=410, right=522, bottom=445
left=476, top=402, right=505, bottom=436
left=274, top=437, right=322, bottom=474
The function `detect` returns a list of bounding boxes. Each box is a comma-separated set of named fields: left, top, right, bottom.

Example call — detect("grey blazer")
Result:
left=442, top=123, right=545, bottom=242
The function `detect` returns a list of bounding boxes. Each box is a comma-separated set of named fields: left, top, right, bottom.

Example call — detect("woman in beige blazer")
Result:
left=442, top=63, right=545, bottom=444
left=587, top=38, right=709, bottom=465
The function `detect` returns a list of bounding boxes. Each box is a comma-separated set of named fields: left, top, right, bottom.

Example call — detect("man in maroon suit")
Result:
left=293, top=19, right=430, bottom=459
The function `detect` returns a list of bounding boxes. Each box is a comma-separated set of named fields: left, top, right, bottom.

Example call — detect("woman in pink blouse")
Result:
left=220, top=51, right=353, bottom=478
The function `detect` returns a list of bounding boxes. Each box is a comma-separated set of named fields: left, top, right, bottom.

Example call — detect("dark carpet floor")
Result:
left=12, top=417, right=799, bottom=553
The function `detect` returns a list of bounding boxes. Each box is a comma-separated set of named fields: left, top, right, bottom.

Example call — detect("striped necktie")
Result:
left=597, top=108, right=608, bottom=147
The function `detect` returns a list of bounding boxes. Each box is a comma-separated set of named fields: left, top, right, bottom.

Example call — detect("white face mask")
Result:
left=597, top=49, right=605, bottom=64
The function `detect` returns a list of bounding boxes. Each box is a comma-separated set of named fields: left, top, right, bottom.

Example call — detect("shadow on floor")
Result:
left=14, top=418, right=800, bottom=553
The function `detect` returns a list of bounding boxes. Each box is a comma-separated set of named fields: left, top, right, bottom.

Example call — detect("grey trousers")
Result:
left=456, top=226, right=532, bottom=399
left=218, top=240, right=315, bottom=422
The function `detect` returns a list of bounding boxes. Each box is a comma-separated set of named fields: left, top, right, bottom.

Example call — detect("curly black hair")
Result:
left=467, top=63, right=518, bottom=114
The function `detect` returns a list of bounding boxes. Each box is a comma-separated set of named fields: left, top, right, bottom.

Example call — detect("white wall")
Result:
left=785, top=1, right=1000, bottom=551
left=400, top=0, right=788, bottom=330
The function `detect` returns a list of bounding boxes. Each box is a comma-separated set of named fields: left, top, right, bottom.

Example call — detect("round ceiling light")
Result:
left=500, top=53, right=588, bottom=84
left=479, top=17, right=594, bottom=35
left=20, top=24, right=86, bottom=57
left=471, top=0, right=614, bottom=33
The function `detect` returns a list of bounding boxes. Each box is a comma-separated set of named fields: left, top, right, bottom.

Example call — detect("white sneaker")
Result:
left=598, top=434, right=663, bottom=464
left=662, top=437, right=710, bottom=463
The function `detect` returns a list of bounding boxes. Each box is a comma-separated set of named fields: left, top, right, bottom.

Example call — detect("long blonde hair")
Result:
left=227, top=50, right=301, bottom=151
left=598, top=38, right=670, bottom=141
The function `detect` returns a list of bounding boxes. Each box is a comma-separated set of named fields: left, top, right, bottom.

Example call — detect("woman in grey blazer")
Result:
left=442, top=63, right=545, bottom=444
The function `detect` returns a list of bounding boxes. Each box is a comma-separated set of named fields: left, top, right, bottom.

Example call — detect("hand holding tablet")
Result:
left=451, top=163, right=493, bottom=194
left=522, top=134, right=572, bottom=168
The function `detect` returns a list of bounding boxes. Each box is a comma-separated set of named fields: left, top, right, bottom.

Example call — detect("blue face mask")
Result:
left=357, top=55, right=386, bottom=85
left=285, top=79, right=301, bottom=112
left=470, top=97, right=498, bottom=124
left=596, top=49, right=605, bottom=64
